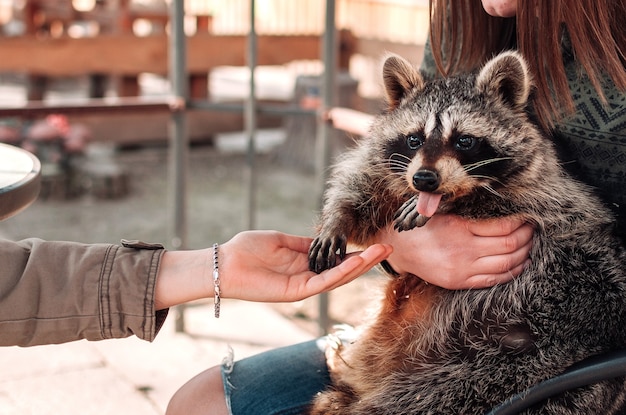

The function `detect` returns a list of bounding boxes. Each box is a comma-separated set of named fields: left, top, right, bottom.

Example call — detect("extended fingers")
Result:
left=312, top=244, right=392, bottom=292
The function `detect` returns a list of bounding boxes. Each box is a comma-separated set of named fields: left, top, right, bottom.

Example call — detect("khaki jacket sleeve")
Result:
left=0, top=238, right=167, bottom=347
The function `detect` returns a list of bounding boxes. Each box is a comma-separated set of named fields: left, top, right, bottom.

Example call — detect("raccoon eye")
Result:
left=455, top=135, right=479, bottom=151
left=406, top=134, right=425, bottom=150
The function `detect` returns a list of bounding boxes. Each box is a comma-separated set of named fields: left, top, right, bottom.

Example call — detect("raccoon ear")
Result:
left=475, top=51, right=532, bottom=111
left=382, top=54, right=424, bottom=109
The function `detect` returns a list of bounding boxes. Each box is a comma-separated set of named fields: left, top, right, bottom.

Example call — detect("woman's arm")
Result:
left=0, top=233, right=391, bottom=347
left=155, top=230, right=392, bottom=308
left=326, top=107, right=374, bottom=137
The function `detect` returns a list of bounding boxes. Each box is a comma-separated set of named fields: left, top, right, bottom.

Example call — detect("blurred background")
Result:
left=0, top=0, right=429, bottom=243
left=0, top=2, right=429, bottom=412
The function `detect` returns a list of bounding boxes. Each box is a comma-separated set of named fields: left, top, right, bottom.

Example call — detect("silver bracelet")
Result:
left=212, top=243, right=221, bottom=318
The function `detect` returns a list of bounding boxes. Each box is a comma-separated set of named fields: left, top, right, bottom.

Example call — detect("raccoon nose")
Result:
left=413, top=170, right=440, bottom=192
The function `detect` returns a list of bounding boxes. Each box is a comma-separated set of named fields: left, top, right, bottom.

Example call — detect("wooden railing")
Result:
left=0, top=1, right=427, bottom=143
left=0, top=0, right=428, bottom=40
left=0, top=1, right=428, bottom=78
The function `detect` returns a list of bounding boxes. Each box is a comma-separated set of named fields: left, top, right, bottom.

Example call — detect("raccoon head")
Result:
left=378, top=51, right=538, bottom=217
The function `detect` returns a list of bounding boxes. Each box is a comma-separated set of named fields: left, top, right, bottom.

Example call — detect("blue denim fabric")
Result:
left=221, top=339, right=330, bottom=415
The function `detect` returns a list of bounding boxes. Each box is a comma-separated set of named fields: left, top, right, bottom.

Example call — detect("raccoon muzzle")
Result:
left=412, top=169, right=440, bottom=192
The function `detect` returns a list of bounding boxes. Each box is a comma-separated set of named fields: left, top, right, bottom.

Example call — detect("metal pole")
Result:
left=169, top=0, right=189, bottom=332
left=244, top=0, right=258, bottom=230
left=316, top=0, right=337, bottom=335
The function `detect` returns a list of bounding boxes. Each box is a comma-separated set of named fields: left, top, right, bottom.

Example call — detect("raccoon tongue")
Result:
left=416, top=192, right=443, bottom=218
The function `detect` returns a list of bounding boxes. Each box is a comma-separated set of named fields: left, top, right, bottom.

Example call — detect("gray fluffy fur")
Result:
left=307, top=51, right=626, bottom=414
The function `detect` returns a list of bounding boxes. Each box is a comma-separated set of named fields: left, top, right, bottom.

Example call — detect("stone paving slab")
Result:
left=0, top=300, right=314, bottom=414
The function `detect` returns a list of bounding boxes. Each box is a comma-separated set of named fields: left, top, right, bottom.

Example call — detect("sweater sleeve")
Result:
left=0, top=238, right=167, bottom=347
left=552, top=35, right=626, bottom=239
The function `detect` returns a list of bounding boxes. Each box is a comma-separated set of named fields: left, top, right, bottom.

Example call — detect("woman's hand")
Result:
left=219, top=230, right=392, bottom=302
left=377, top=214, right=533, bottom=289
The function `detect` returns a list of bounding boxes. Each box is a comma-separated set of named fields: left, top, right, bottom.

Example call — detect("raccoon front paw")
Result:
left=394, top=196, right=431, bottom=231
left=309, top=234, right=347, bottom=273
left=324, top=325, right=358, bottom=373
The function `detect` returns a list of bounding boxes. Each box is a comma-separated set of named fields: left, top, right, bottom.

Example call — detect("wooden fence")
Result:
left=0, top=0, right=429, bottom=143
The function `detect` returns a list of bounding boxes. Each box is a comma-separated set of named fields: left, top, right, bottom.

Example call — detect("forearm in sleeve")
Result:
left=0, top=238, right=167, bottom=347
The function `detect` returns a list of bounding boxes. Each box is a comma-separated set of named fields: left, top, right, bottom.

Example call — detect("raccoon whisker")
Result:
left=384, top=172, right=406, bottom=182
left=371, top=161, right=407, bottom=178
left=463, top=157, right=513, bottom=172
left=367, top=161, right=398, bottom=172
left=388, top=153, right=411, bottom=163
left=388, top=157, right=410, bottom=170
left=388, top=168, right=409, bottom=177
left=472, top=181, right=505, bottom=198
left=375, top=174, right=405, bottom=192
left=388, top=163, right=410, bottom=176
left=468, top=175, right=506, bottom=198
left=483, top=185, right=504, bottom=198
left=371, top=156, right=408, bottom=168
left=388, top=161, right=409, bottom=171
left=389, top=153, right=413, bottom=163
left=389, top=159, right=411, bottom=166
left=470, top=174, right=506, bottom=186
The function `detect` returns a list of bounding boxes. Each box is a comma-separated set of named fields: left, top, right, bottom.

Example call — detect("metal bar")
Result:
left=244, top=0, right=258, bottom=230
left=169, top=0, right=189, bottom=332
left=316, top=0, right=338, bottom=336
left=169, top=0, right=188, bottom=251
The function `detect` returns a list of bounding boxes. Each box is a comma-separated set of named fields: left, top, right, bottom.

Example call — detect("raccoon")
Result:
left=307, top=51, right=626, bottom=414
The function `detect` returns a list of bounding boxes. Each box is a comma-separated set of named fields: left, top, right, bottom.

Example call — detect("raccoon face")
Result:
left=377, top=51, right=537, bottom=216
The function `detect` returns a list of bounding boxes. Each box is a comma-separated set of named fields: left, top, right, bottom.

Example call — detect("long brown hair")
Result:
left=429, top=0, right=626, bottom=130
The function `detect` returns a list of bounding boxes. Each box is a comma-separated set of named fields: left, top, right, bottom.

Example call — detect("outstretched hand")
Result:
left=219, top=230, right=392, bottom=302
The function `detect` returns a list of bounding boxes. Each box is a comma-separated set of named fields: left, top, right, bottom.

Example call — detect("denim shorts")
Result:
left=221, top=339, right=330, bottom=415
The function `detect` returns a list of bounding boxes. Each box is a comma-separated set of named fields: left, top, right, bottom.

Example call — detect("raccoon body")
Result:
left=307, top=51, right=626, bottom=414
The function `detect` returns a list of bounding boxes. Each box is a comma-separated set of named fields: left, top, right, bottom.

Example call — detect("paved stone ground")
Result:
left=0, top=299, right=315, bottom=414
left=0, top=134, right=386, bottom=414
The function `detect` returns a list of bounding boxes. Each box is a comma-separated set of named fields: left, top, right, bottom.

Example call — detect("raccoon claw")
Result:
left=309, top=234, right=347, bottom=273
left=395, top=215, right=430, bottom=231
left=393, top=196, right=431, bottom=231
left=393, top=196, right=417, bottom=222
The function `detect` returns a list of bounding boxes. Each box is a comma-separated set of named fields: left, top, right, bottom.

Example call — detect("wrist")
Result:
left=154, top=249, right=213, bottom=310
left=214, top=239, right=241, bottom=301
left=375, top=226, right=407, bottom=274
left=211, top=243, right=221, bottom=318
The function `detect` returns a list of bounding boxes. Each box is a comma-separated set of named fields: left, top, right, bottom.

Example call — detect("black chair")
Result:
left=487, top=349, right=626, bottom=414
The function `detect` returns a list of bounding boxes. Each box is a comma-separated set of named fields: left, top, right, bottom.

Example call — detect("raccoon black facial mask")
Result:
left=382, top=51, right=531, bottom=227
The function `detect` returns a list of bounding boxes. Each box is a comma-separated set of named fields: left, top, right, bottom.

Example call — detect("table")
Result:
left=0, top=143, right=41, bottom=220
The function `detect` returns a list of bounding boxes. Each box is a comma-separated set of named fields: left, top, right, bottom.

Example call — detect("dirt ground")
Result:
left=0, top=138, right=389, bottom=335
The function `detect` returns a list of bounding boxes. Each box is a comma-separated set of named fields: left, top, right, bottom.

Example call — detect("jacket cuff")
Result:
left=121, top=239, right=169, bottom=340
left=99, top=240, right=167, bottom=342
